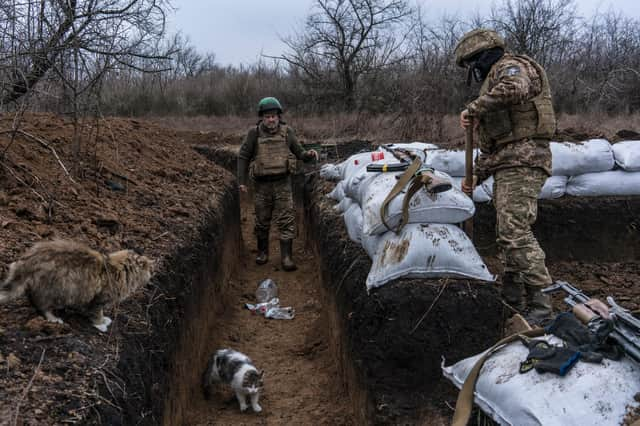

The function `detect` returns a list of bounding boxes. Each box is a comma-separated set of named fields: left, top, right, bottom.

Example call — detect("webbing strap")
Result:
left=379, top=158, right=422, bottom=233
left=451, top=327, right=546, bottom=426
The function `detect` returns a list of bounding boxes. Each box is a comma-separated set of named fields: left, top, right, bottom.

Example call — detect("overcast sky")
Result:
left=167, top=0, right=640, bottom=66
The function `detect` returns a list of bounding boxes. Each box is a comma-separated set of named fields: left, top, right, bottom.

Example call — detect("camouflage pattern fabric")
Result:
left=493, top=166, right=552, bottom=288
left=254, top=177, right=296, bottom=241
left=468, top=53, right=553, bottom=181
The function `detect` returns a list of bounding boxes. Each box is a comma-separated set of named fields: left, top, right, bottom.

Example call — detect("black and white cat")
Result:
left=202, top=348, right=264, bottom=413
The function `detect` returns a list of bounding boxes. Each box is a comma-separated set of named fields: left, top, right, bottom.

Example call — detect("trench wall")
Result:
left=474, top=196, right=640, bottom=261
left=98, top=177, right=240, bottom=425
left=307, top=178, right=504, bottom=424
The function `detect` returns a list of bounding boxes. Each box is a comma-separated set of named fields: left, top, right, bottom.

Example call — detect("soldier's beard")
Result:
left=263, top=120, right=279, bottom=132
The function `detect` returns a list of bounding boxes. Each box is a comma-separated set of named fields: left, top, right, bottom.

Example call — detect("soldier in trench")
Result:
left=455, top=29, right=555, bottom=324
left=237, top=97, right=318, bottom=271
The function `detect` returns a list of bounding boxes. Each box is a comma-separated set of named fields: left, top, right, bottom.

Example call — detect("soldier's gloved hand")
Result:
left=239, top=185, right=248, bottom=193
left=461, top=175, right=477, bottom=196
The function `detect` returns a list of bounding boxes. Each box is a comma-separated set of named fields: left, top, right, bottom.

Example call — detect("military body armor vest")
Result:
left=478, top=54, right=555, bottom=152
left=252, top=124, right=293, bottom=177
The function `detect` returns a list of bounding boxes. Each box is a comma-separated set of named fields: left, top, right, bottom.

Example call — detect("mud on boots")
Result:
left=501, top=272, right=526, bottom=312
left=525, top=285, right=553, bottom=326
left=255, top=237, right=269, bottom=265
left=280, top=239, right=297, bottom=271
left=236, top=96, right=319, bottom=270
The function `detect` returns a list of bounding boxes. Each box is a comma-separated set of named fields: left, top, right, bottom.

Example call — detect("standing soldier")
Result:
left=455, top=29, right=555, bottom=323
left=238, top=97, right=318, bottom=271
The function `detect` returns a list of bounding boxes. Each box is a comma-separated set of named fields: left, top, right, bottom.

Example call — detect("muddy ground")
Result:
left=0, top=113, right=239, bottom=424
left=0, top=112, right=639, bottom=425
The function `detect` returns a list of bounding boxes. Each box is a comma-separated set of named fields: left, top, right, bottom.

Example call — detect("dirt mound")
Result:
left=0, top=112, right=232, bottom=424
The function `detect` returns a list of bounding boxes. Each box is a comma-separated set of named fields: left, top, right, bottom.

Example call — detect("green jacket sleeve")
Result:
left=237, top=128, right=258, bottom=186
left=286, top=127, right=313, bottom=162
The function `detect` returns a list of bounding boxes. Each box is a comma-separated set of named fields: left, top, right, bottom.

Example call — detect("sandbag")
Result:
left=424, top=149, right=479, bottom=177
left=450, top=177, right=492, bottom=203
left=333, top=196, right=353, bottom=213
left=550, top=139, right=614, bottom=176
left=320, top=163, right=343, bottom=181
left=326, top=180, right=346, bottom=201
left=343, top=203, right=364, bottom=244
left=476, top=175, right=566, bottom=200
left=343, top=163, right=381, bottom=205
left=340, top=152, right=375, bottom=181
left=361, top=171, right=475, bottom=236
left=612, top=140, right=640, bottom=171
left=366, top=223, right=494, bottom=290
left=539, top=175, right=567, bottom=199
left=442, top=335, right=640, bottom=426
left=566, top=170, right=640, bottom=196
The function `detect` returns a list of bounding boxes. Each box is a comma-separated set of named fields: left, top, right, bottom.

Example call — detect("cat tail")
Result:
left=0, top=262, right=25, bottom=304
left=202, top=355, right=216, bottom=400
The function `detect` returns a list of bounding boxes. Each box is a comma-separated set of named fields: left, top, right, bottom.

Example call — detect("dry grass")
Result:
left=146, top=112, right=640, bottom=146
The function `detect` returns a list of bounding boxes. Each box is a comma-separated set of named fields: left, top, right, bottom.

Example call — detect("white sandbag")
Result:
left=319, top=163, right=343, bottom=181
left=343, top=162, right=381, bottom=205
left=366, top=223, right=495, bottom=290
left=566, top=170, right=640, bottom=196
left=424, top=149, right=479, bottom=177
left=340, top=152, right=375, bottom=181
left=612, top=140, right=640, bottom=171
left=450, top=177, right=492, bottom=203
left=476, top=175, right=565, bottom=200
left=550, top=139, right=614, bottom=176
left=343, top=203, right=363, bottom=244
left=361, top=171, right=475, bottom=236
left=539, top=175, right=567, bottom=199
left=442, top=335, right=640, bottom=426
left=362, top=232, right=381, bottom=259
left=333, top=196, right=354, bottom=213
left=326, top=181, right=346, bottom=201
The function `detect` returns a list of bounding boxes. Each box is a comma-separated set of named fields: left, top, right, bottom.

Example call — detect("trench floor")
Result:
left=182, top=198, right=355, bottom=425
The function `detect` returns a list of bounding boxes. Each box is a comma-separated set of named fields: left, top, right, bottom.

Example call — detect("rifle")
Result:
left=542, top=280, right=640, bottom=364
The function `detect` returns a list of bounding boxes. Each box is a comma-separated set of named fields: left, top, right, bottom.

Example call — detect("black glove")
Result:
left=519, top=339, right=581, bottom=376
left=546, top=312, right=621, bottom=362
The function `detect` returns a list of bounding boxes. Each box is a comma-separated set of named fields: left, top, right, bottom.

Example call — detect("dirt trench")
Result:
left=162, top=196, right=356, bottom=425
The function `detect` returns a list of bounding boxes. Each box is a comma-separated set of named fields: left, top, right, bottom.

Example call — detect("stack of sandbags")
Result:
left=565, top=139, right=640, bottom=196
left=321, top=144, right=495, bottom=292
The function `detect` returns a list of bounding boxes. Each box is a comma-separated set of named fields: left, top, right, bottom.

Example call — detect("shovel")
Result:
left=464, top=122, right=475, bottom=239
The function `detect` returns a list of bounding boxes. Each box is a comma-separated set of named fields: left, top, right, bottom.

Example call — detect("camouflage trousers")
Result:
left=493, top=167, right=552, bottom=288
left=253, top=176, right=296, bottom=241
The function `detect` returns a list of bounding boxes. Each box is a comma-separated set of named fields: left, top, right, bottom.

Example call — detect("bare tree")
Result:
left=489, top=0, right=577, bottom=66
left=279, top=0, right=414, bottom=110
left=0, top=0, right=173, bottom=106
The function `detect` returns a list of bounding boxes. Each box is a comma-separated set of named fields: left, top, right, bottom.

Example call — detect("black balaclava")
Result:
left=466, top=47, right=505, bottom=86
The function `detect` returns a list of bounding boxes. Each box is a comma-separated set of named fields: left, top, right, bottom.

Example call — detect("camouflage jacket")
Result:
left=467, top=53, right=553, bottom=180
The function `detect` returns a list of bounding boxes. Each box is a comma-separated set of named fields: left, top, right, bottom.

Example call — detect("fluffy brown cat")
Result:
left=0, top=240, right=154, bottom=332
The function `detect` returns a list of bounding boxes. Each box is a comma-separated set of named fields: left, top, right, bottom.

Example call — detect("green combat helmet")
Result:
left=454, top=29, right=505, bottom=67
left=257, top=97, right=283, bottom=116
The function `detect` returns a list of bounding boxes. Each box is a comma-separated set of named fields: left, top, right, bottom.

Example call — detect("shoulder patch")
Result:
left=503, top=66, right=521, bottom=76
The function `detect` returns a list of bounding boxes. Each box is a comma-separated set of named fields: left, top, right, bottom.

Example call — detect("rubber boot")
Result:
left=501, top=273, right=526, bottom=311
left=280, top=239, right=297, bottom=271
left=256, top=237, right=269, bottom=265
left=525, top=285, right=553, bottom=326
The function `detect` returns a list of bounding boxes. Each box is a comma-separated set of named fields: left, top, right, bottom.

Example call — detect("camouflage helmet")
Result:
left=257, top=97, right=283, bottom=116
left=454, top=29, right=505, bottom=67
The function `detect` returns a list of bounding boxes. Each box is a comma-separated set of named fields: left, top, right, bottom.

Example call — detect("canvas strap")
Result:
left=451, top=327, right=546, bottom=426
left=379, top=158, right=422, bottom=233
